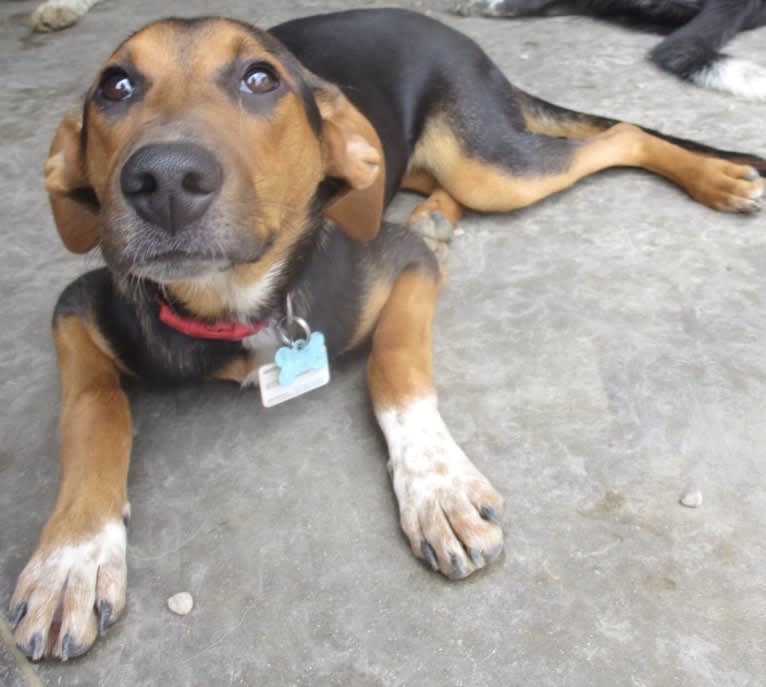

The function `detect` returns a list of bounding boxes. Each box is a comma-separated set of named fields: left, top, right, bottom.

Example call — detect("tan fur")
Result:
left=367, top=269, right=441, bottom=410
left=345, top=277, right=395, bottom=352
left=44, top=111, right=101, bottom=253
left=401, top=169, right=438, bottom=195
left=211, top=354, right=258, bottom=383
left=408, top=188, right=464, bottom=229
left=48, top=315, right=131, bottom=540
left=521, top=109, right=606, bottom=138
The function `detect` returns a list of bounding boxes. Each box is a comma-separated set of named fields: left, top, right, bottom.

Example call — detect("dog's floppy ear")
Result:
left=44, top=109, right=101, bottom=253
left=314, top=84, right=385, bottom=242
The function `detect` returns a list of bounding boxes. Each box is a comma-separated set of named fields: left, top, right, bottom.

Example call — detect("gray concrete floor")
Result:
left=1, top=0, right=765, bottom=685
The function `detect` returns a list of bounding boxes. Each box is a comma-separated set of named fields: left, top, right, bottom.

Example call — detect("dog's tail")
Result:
left=516, top=89, right=766, bottom=175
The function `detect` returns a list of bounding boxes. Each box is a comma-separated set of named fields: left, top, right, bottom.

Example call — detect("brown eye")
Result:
left=240, top=65, right=279, bottom=94
left=100, top=69, right=134, bottom=101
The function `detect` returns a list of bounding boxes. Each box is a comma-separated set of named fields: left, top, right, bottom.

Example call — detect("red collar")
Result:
left=157, top=293, right=269, bottom=341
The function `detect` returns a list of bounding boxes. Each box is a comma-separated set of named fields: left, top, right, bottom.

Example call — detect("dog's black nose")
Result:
left=120, top=143, right=223, bottom=233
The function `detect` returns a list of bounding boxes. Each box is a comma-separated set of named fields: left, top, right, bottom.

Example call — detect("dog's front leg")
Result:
left=10, top=314, right=131, bottom=660
left=367, top=268, right=504, bottom=579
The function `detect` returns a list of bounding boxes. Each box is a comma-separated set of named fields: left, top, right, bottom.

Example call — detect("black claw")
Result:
left=469, top=547, right=483, bottom=567
left=11, top=600, right=27, bottom=629
left=448, top=553, right=466, bottom=580
left=480, top=505, right=501, bottom=525
left=421, top=541, right=439, bottom=571
left=60, top=633, right=73, bottom=661
left=98, top=600, right=113, bottom=636
left=28, top=632, right=43, bottom=661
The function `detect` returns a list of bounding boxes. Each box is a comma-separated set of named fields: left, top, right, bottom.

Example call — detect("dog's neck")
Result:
left=159, top=214, right=327, bottom=325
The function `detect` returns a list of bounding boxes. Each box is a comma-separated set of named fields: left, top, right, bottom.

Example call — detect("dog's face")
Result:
left=45, top=17, right=383, bottom=317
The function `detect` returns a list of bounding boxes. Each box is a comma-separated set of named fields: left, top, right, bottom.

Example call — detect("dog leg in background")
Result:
left=453, top=1, right=702, bottom=23
left=10, top=313, right=131, bottom=661
left=31, top=0, right=102, bottom=32
left=651, top=0, right=766, bottom=100
left=368, top=268, right=504, bottom=580
left=453, top=0, right=766, bottom=100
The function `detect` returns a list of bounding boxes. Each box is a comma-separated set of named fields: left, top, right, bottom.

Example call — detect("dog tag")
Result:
left=258, top=331, right=330, bottom=407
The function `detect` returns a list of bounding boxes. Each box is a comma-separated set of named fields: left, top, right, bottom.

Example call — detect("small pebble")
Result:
left=167, top=592, right=194, bottom=616
left=679, top=490, right=703, bottom=509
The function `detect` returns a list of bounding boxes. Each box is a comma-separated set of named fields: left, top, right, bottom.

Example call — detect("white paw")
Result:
left=10, top=519, right=127, bottom=660
left=377, top=397, right=504, bottom=579
left=693, top=58, right=766, bottom=100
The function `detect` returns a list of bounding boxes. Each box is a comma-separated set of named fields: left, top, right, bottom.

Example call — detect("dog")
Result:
left=453, top=0, right=766, bottom=99
left=8, top=8, right=766, bottom=661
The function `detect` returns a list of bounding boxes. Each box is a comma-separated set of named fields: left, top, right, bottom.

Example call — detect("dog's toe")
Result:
left=413, top=485, right=504, bottom=579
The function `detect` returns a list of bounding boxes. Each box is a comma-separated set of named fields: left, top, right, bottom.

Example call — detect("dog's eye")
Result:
left=100, top=69, right=135, bottom=102
left=240, top=64, right=279, bottom=94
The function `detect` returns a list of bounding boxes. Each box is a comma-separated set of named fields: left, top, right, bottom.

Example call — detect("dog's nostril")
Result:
left=125, top=172, right=157, bottom=196
left=182, top=171, right=215, bottom=195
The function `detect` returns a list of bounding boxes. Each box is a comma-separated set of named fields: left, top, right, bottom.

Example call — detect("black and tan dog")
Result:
left=9, top=8, right=765, bottom=661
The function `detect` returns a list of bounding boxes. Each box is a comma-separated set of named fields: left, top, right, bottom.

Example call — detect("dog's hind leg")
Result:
left=409, top=106, right=764, bottom=214
left=367, top=268, right=504, bottom=580
left=10, top=311, right=131, bottom=661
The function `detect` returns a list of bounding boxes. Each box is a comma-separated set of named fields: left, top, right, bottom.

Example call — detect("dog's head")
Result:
left=45, top=17, right=384, bottom=317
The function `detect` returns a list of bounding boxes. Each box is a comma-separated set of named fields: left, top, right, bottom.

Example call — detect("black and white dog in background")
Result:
left=453, top=1, right=766, bottom=100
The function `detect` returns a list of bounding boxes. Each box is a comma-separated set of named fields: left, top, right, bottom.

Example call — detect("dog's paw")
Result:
left=409, top=210, right=455, bottom=262
left=410, top=210, right=455, bottom=243
left=31, top=5, right=80, bottom=32
left=691, top=58, right=766, bottom=101
left=10, top=518, right=127, bottom=661
left=377, top=397, right=504, bottom=579
left=691, top=160, right=764, bottom=213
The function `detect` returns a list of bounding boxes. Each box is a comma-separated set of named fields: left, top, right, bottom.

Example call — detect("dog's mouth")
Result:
left=109, top=228, right=276, bottom=284
left=127, top=251, right=244, bottom=283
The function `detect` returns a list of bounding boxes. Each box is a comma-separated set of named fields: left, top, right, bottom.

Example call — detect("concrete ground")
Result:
left=1, top=0, right=765, bottom=685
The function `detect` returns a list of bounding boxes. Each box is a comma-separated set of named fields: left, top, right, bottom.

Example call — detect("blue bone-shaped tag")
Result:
left=274, top=331, right=328, bottom=386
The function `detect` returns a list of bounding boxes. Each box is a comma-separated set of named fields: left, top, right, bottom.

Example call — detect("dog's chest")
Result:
left=240, top=325, right=282, bottom=387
